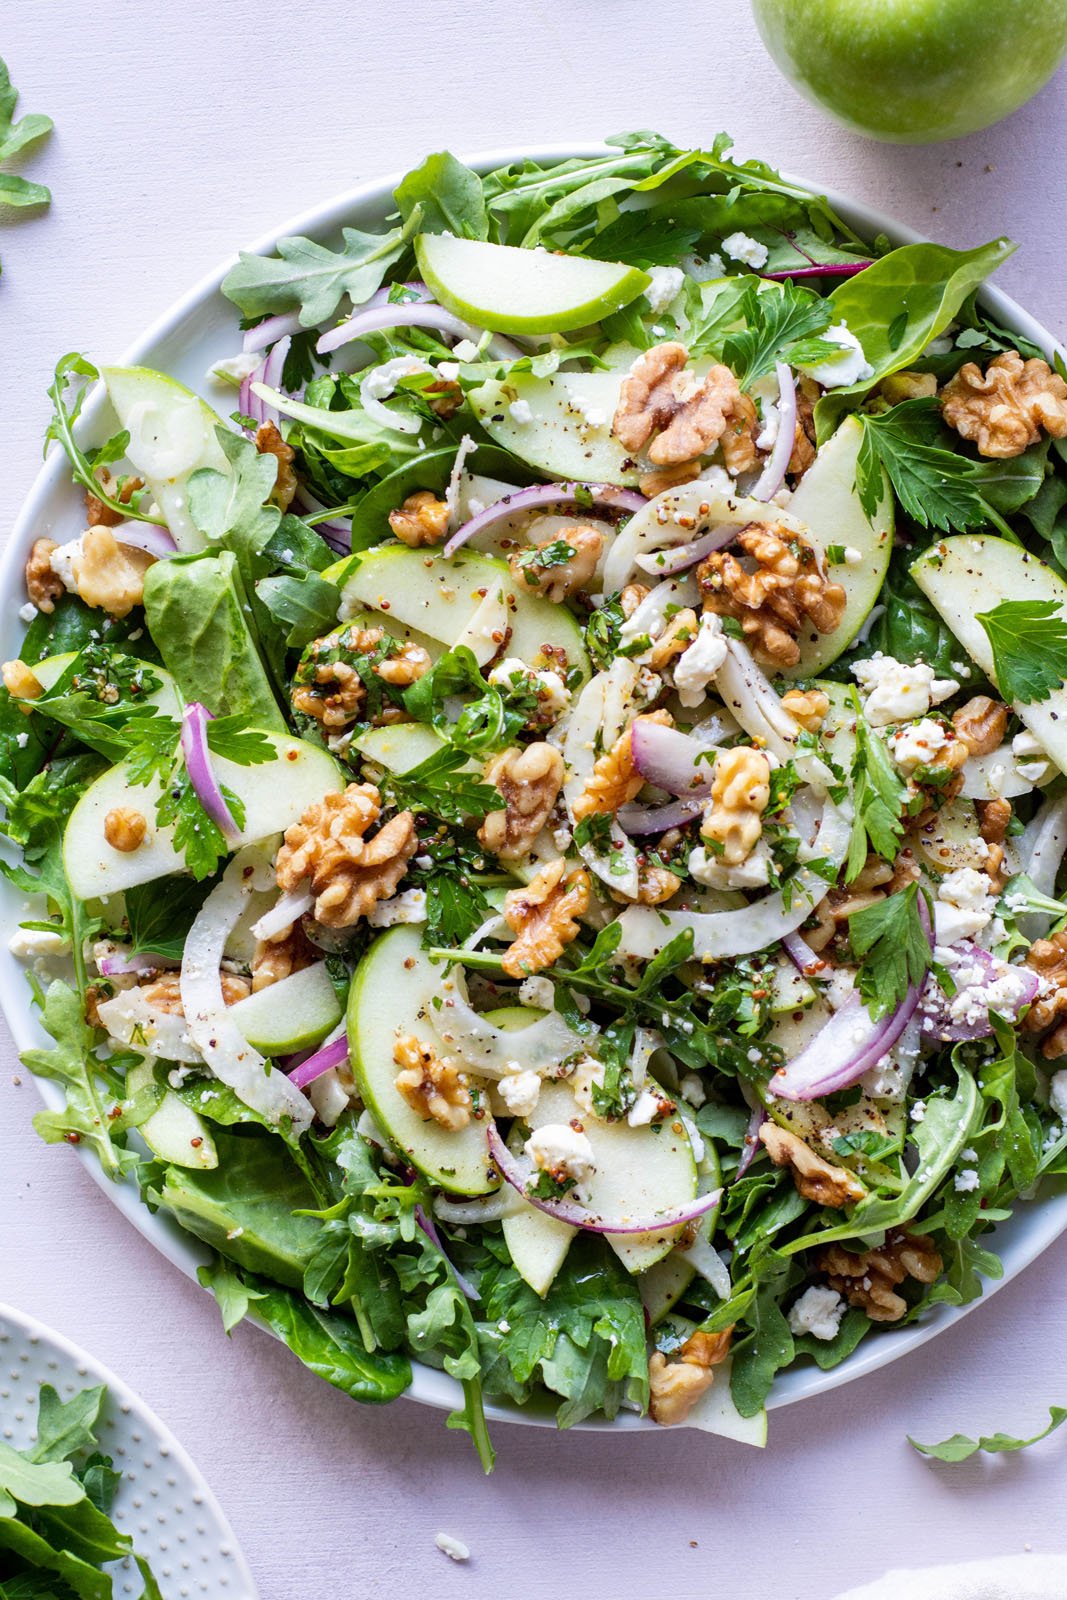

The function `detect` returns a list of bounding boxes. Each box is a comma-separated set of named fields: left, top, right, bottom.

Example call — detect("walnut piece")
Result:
left=2, top=660, right=43, bottom=701
left=700, top=746, right=771, bottom=866
left=25, top=538, right=63, bottom=613
left=388, top=490, right=450, bottom=548
left=374, top=639, right=432, bottom=686
left=293, top=660, right=365, bottom=728
left=501, top=859, right=590, bottom=978
left=103, top=807, right=147, bottom=853
left=612, top=342, right=758, bottom=469
left=251, top=923, right=315, bottom=993
left=1023, top=931, right=1067, bottom=1059
left=787, top=377, right=819, bottom=478
left=952, top=695, right=1008, bottom=758
left=292, top=627, right=429, bottom=728
left=571, top=709, right=673, bottom=821
left=817, top=1233, right=942, bottom=1322
left=275, top=783, right=417, bottom=928
left=649, top=608, right=698, bottom=672
left=393, top=1033, right=471, bottom=1130
left=620, top=582, right=651, bottom=618
left=478, top=742, right=564, bottom=860
left=638, top=461, right=700, bottom=497
left=648, top=1328, right=732, bottom=1426
left=634, top=861, right=681, bottom=905
left=759, top=1122, right=866, bottom=1208
left=942, top=351, right=1067, bottom=458
left=139, top=971, right=251, bottom=1015
left=698, top=523, right=846, bottom=670
left=781, top=687, right=829, bottom=733
left=978, top=795, right=1012, bottom=891
left=509, top=526, right=603, bottom=602
left=255, top=421, right=298, bottom=511
left=73, top=528, right=155, bottom=617
left=803, top=852, right=919, bottom=955
left=85, top=470, right=144, bottom=527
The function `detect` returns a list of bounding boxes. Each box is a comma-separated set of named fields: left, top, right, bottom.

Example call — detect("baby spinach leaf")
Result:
left=122, top=877, right=212, bottom=962
left=909, top=1405, right=1067, bottom=1463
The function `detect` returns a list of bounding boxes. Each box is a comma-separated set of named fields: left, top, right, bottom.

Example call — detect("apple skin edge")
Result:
left=750, top=0, right=1067, bottom=142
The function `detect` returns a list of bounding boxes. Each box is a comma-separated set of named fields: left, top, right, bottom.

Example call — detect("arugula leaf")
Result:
left=382, top=747, right=502, bottom=827
left=31, top=1385, right=106, bottom=1465
left=727, top=1252, right=795, bottom=1416
left=721, top=282, right=832, bottom=387
left=45, top=355, right=164, bottom=525
left=22, top=981, right=137, bottom=1181
left=857, top=399, right=1010, bottom=535
left=221, top=213, right=420, bottom=328
left=976, top=598, right=1067, bottom=704
left=849, top=884, right=934, bottom=1019
left=846, top=709, right=907, bottom=878
left=909, top=1405, right=1067, bottom=1463
left=394, top=151, right=487, bottom=239
left=0, top=58, right=53, bottom=254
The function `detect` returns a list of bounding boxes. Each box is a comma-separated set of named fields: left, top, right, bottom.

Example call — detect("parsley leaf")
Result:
left=976, top=598, right=1067, bottom=704
left=721, top=282, right=832, bottom=387
left=857, top=399, right=1012, bottom=536
left=846, top=709, right=907, bottom=880
left=848, top=883, right=933, bottom=1019
left=909, top=1405, right=1067, bottom=1463
left=204, top=716, right=275, bottom=765
left=381, top=747, right=502, bottom=828
left=221, top=212, right=420, bottom=328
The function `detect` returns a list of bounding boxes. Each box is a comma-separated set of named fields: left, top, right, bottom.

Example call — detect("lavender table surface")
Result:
left=2, top=2, right=1067, bottom=1594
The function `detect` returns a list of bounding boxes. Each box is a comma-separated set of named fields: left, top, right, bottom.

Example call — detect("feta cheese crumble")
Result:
left=890, top=717, right=950, bottom=774
left=722, top=231, right=769, bottom=270
left=644, top=264, right=685, bottom=313
left=688, top=838, right=772, bottom=891
left=518, top=975, right=555, bottom=1010
left=787, top=1285, right=846, bottom=1341
left=435, top=1533, right=470, bottom=1563
left=954, top=1169, right=980, bottom=1193
left=934, top=869, right=996, bottom=946
left=366, top=888, right=427, bottom=928
left=852, top=653, right=958, bottom=727
left=799, top=324, right=874, bottom=390
left=525, top=1123, right=596, bottom=1188
left=673, top=612, right=727, bottom=707
left=1012, top=728, right=1056, bottom=786
left=508, top=398, right=534, bottom=425
left=498, top=1069, right=542, bottom=1119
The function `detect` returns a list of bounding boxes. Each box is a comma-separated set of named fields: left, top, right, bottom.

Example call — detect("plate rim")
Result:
left=0, top=1298, right=259, bottom=1594
left=5, top=139, right=1067, bottom=1435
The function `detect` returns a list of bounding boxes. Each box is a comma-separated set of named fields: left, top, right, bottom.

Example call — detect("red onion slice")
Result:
left=443, top=480, right=646, bottom=558
left=316, top=300, right=522, bottom=360
left=761, top=261, right=872, bottom=281
left=768, top=989, right=920, bottom=1103
left=735, top=1105, right=767, bottom=1180
left=782, top=930, right=827, bottom=978
left=920, top=944, right=1039, bottom=1045
left=287, top=1031, right=349, bottom=1090
left=616, top=796, right=704, bottom=836
left=634, top=523, right=736, bottom=577
left=414, top=1203, right=479, bottom=1301
left=239, top=334, right=291, bottom=428
left=243, top=311, right=303, bottom=355
left=111, top=522, right=178, bottom=560
left=750, top=361, right=797, bottom=502
left=98, top=948, right=174, bottom=977
left=180, top=702, right=239, bottom=842
left=630, top=718, right=716, bottom=797
left=486, top=1124, right=721, bottom=1234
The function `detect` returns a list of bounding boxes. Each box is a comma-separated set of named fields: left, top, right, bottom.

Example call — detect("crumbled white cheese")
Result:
left=18, top=601, right=37, bottom=623
left=787, top=1285, right=846, bottom=1341
left=498, top=1069, right=542, bottom=1119
left=487, top=656, right=571, bottom=717
left=627, top=1089, right=664, bottom=1127
left=755, top=398, right=780, bottom=453
left=680, top=1071, right=706, bottom=1108
left=8, top=925, right=71, bottom=961
left=525, top=1123, right=596, bottom=1187
left=954, top=1169, right=980, bottom=1193
left=673, top=612, right=728, bottom=707
left=508, top=399, right=534, bottom=425
left=15, top=731, right=29, bottom=749
left=890, top=717, right=950, bottom=774
left=799, top=324, right=874, bottom=390
left=435, top=1533, right=470, bottom=1563
left=452, top=339, right=480, bottom=361
left=688, top=838, right=772, bottom=891
left=366, top=888, right=427, bottom=928
left=934, top=868, right=996, bottom=946
left=644, top=265, right=685, bottom=313
left=207, top=352, right=262, bottom=385
left=910, top=1100, right=927, bottom=1123
left=852, top=652, right=958, bottom=727
left=1050, top=1070, right=1067, bottom=1123
left=518, top=975, right=555, bottom=1010
left=722, top=231, right=769, bottom=270
left=1012, top=728, right=1057, bottom=786
left=48, top=536, right=87, bottom=594
left=929, top=942, right=1035, bottom=1030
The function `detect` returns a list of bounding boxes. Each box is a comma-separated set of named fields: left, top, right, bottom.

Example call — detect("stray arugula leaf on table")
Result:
left=0, top=57, right=53, bottom=240
left=849, top=883, right=934, bottom=1019
left=976, top=598, right=1067, bottom=703
left=909, top=1404, right=1067, bottom=1463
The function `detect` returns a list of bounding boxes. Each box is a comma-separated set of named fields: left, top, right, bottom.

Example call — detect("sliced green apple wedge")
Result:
left=126, top=1060, right=218, bottom=1169
left=912, top=533, right=1067, bottom=774
left=414, top=233, right=650, bottom=336
left=471, top=369, right=638, bottom=486
left=341, top=545, right=590, bottom=680
left=654, top=1317, right=767, bottom=1445
left=101, top=366, right=231, bottom=551
left=783, top=416, right=894, bottom=676
left=347, top=925, right=499, bottom=1195
left=63, top=732, right=342, bottom=899
left=31, top=652, right=183, bottom=716
left=227, top=962, right=343, bottom=1054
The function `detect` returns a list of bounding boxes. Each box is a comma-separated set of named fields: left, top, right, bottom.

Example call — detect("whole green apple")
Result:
left=751, top=0, right=1067, bottom=141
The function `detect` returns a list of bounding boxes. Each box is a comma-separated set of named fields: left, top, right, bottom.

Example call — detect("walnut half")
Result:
left=698, top=523, right=846, bottom=670
left=649, top=1328, right=733, bottom=1426
left=759, top=1122, right=865, bottom=1208
left=817, top=1233, right=942, bottom=1322
left=613, top=342, right=757, bottom=470
left=501, top=859, right=590, bottom=978
left=275, top=783, right=417, bottom=928
left=393, top=1033, right=471, bottom=1130
left=942, top=351, right=1067, bottom=459
left=478, top=742, right=564, bottom=860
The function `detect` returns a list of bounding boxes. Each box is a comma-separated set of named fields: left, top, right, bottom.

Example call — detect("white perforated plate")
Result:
left=0, top=1303, right=258, bottom=1598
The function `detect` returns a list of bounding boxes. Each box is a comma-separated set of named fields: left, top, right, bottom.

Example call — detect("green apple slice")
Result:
left=783, top=416, right=894, bottom=676
left=31, top=652, right=183, bottom=716
left=415, top=233, right=650, bottom=336
left=471, top=369, right=638, bottom=485
left=340, top=545, right=590, bottom=680
left=63, top=732, right=343, bottom=899
left=654, top=1318, right=767, bottom=1445
left=126, top=1060, right=218, bottom=1169
left=347, top=925, right=499, bottom=1195
left=227, top=962, right=343, bottom=1054
left=102, top=366, right=230, bottom=551
left=912, top=532, right=1067, bottom=776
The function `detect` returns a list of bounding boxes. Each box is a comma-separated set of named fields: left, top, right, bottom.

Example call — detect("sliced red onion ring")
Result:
left=317, top=300, right=523, bottom=360
left=634, top=523, right=735, bottom=577
left=769, top=989, right=921, bottom=1103
left=630, top=718, right=715, bottom=797
left=180, top=702, right=239, bottom=842
left=111, top=522, right=178, bottom=560
left=761, top=261, right=873, bottom=281
left=98, top=948, right=173, bottom=977
left=414, top=1203, right=479, bottom=1301
left=616, top=796, right=704, bottom=836
left=750, top=361, right=797, bottom=502
left=920, top=944, right=1039, bottom=1045
left=290, top=486, right=352, bottom=552
left=287, top=1032, right=349, bottom=1090
left=243, top=311, right=304, bottom=355
left=443, top=480, right=646, bottom=559
left=239, top=334, right=292, bottom=428
left=735, top=1104, right=767, bottom=1180
left=486, top=1124, right=721, bottom=1234
left=782, top=930, right=827, bottom=978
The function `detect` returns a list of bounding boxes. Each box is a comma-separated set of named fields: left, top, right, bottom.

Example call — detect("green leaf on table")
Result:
left=849, top=883, right=934, bottom=1020
left=976, top=598, right=1067, bottom=704
left=221, top=212, right=420, bottom=328
left=909, top=1405, right=1067, bottom=1463
left=0, top=172, right=49, bottom=206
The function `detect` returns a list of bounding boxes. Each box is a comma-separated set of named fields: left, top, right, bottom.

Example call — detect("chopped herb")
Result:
left=976, top=598, right=1067, bottom=704
left=849, top=883, right=934, bottom=1020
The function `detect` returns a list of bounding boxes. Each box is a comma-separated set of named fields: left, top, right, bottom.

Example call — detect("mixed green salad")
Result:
left=7, top=131, right=1067, bottom=1466
left=0, top=1380, right=161, bottom=1597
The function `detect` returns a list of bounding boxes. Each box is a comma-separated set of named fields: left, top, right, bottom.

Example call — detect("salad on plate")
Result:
left=7, top=131, right=1067, bottom=1466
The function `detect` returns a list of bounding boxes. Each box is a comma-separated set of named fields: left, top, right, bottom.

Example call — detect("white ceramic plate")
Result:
left=5, top=144, right=1067, bottom=1434
left=0, top=1301, right=258, bottom=1596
